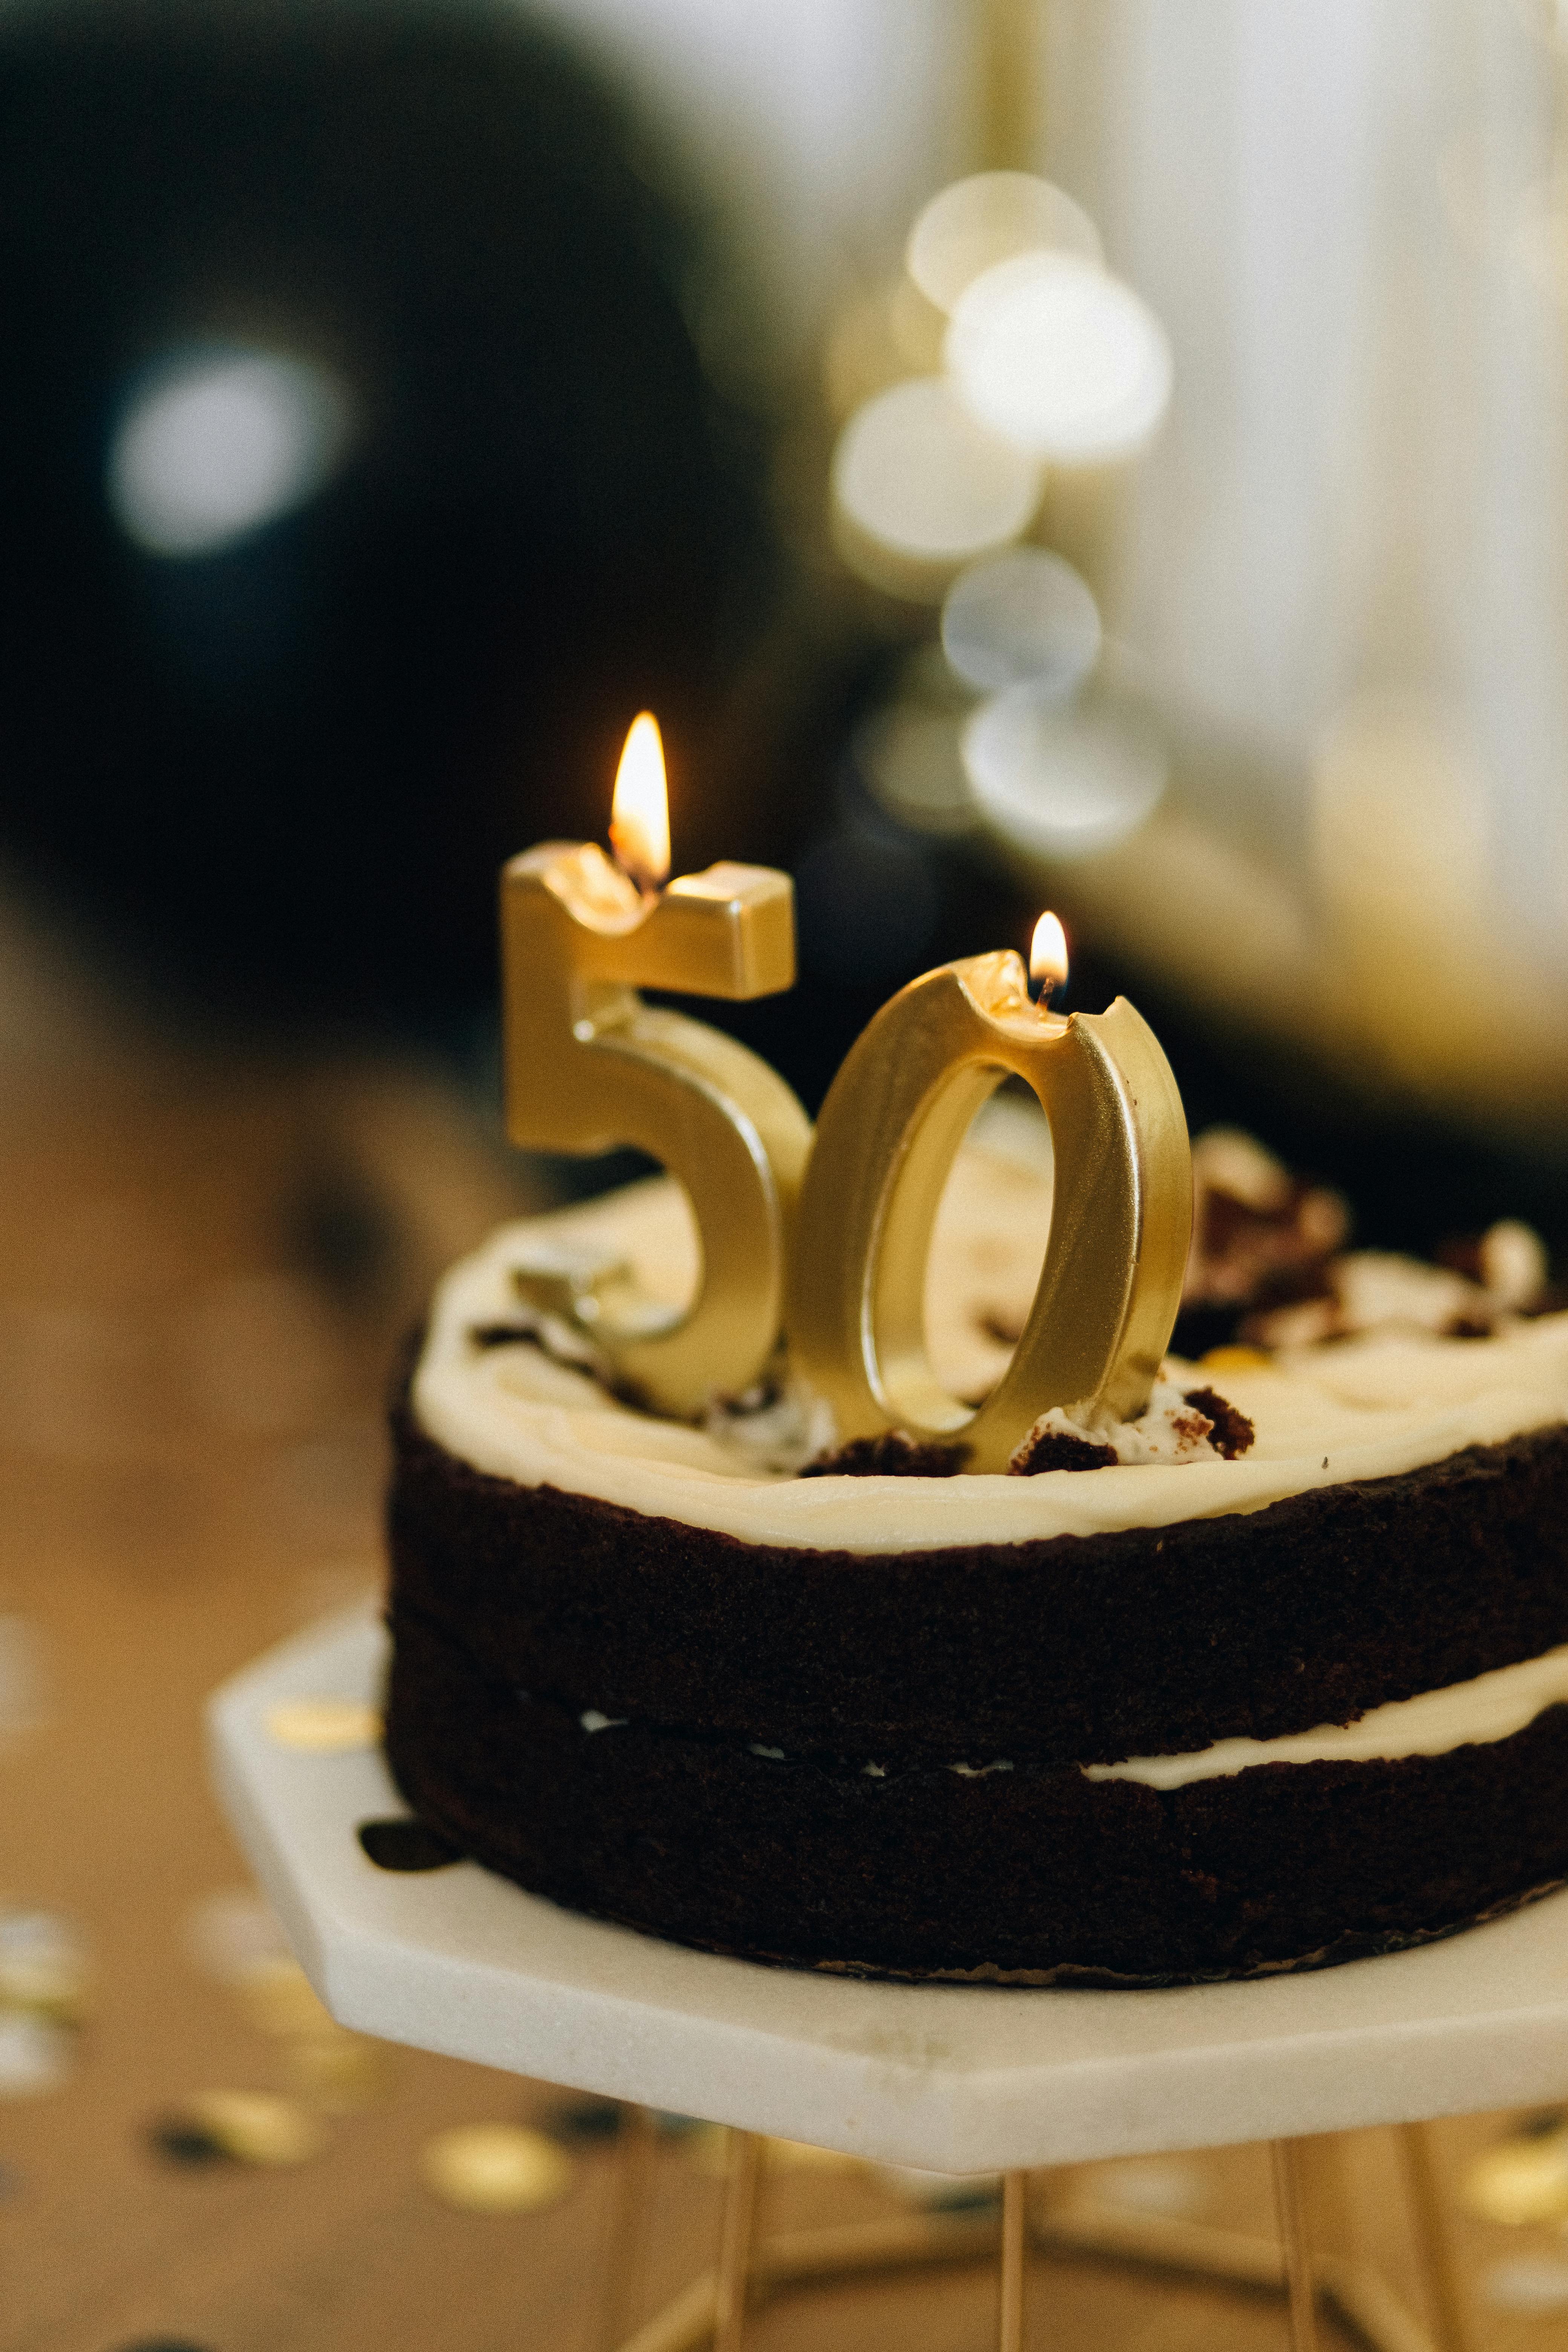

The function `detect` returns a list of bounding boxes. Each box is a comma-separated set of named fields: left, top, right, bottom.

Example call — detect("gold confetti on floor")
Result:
left=419, top=2122, right=575, bottom=2214
left=1461, top=2130, right=1568, bottom=2226
left=181, top=2089, right=327, bottom=2168
left=0, top=1907, right=90, bottom=2019
left=0, top=2011, right=75, bottom=2098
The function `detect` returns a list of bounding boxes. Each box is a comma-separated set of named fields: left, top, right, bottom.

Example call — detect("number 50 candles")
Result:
left=502, top=718, right=1191, bottom=1464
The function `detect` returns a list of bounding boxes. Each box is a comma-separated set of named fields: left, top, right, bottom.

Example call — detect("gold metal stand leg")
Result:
left=611, top=2127, right=1453, bottom=2352
left=600, top=2105, right=659, bottom=2352
left=1271, top=2140, right=1319, bottom=2352
left=1398, top=2124, right=1473, bottom=2352
left=713, top=2130, right=762, bottom=2352
left=998, top=2170, right=1027, bottom=2352
left=1293, top=2133, right=1353, bottom=2265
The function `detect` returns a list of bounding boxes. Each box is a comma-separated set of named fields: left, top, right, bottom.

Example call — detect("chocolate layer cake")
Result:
left=384, top=1115, right=1568, bottom=1984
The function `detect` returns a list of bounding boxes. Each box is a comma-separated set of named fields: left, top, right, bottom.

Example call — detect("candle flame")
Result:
left=1029, top=909, right=1069, bottom=1000
left=609, top=712, right=671, bottom=894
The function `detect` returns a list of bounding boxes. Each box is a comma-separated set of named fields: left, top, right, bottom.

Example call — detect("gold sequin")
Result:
left=1463, top=2134, right=1568, bottom=2226
left=183, top=2089, right=326, bottom=2167
left=419, top=2123, right=574, bottom=2214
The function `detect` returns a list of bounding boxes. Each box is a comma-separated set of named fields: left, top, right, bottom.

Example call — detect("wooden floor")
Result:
left=0, top=908, right=1565, bottom=2352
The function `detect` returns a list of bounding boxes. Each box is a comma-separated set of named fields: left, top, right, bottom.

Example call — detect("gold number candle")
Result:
left=787, top=914, right=1191, bottom=1472
left=501, top=715, right=811, bottom=1416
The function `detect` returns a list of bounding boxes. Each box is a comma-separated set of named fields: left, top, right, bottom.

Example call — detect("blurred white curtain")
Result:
left=1048, top=0, right=1568, bottom=958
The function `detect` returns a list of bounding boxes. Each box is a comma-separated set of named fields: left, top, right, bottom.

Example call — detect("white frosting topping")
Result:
left=413, top=1127, right=1568, bottom=1555
left=1084, top=1641, right=1568, bottom=1790
left=1014, top=1381, right=1235, bottom=1468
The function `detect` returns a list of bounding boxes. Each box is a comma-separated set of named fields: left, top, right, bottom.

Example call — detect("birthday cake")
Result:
left=383, top=1115, right=1568, bottom=1984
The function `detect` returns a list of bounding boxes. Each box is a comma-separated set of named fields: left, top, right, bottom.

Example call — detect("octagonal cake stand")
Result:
left=210, top=1605, right=1568, bottom=2352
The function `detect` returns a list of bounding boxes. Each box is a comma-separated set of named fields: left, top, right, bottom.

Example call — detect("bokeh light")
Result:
left=941, top=546, right=1101, bottom=694
left=962, top=682, right=1167, bottom=857
left=945, top=253, right=1172, bottom=464
left=906, top=172, right=1103, bottom=315
left=107, top=348, right=353, bottom=557
left=856, top=703, right=976, bottom=838
left=830, top=376, right=1041, bottom=599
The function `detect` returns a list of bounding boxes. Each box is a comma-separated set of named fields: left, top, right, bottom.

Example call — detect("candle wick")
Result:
left=609, top=842, right=661, bottom=903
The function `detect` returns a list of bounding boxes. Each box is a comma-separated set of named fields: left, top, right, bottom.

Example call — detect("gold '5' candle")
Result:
left=787, top=916, right=1192, bottom=1473
left=501, top=715, right=811, bottom=1417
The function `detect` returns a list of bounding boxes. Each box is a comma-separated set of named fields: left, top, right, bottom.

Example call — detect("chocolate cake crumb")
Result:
left=1008, top=1428, right=1119, bottom=1475
left=357, top=1816, right=461, bottom=1871
left=802, top=1432, right=969, bottom=1478
left=1181, top=1386, right=1256, bottom=1460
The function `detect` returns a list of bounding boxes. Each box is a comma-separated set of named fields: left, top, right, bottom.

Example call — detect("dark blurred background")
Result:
left=0, top=3, right=784, bottom=1026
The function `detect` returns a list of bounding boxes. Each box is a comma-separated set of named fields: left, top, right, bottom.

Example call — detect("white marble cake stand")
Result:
left=210, top=1605, right=1564, bottom=2352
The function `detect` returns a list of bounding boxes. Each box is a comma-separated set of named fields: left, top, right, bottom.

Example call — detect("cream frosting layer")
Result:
left=412, top=1133, right=1568, bottom=1555
left=1084, top=1642, right=1568, bottom=1789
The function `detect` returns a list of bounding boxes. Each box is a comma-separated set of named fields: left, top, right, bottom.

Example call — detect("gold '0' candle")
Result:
left=500, top=715, right=811, bottom=1417
left=787, top=914, right=1192, bottom=1473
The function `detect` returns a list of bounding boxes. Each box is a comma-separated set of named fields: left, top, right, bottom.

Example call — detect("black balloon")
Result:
left=0, top=3, right=771, bottom=1022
